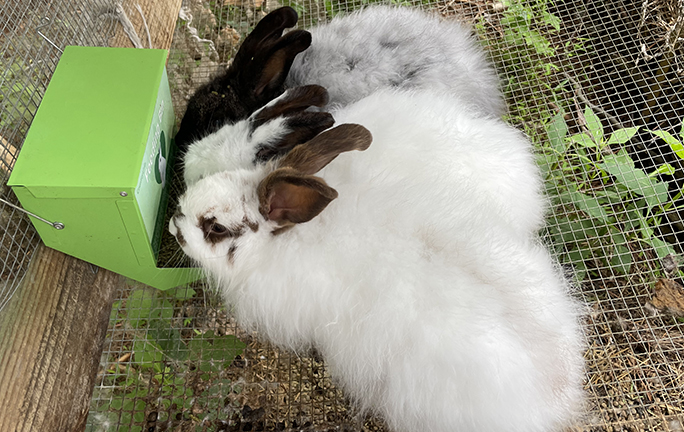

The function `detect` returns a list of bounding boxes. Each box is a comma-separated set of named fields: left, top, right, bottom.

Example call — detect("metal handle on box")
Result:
left=0, top=197, right=65, bottom=230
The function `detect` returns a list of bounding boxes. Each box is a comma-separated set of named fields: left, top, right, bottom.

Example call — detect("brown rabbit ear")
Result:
left=254, top=111, right=335, bottom=163
left=252, top=85, right=330, bottom=128
left=258, top=168, right=338, bottom=225
left=278, top=124, right=373, bottom=175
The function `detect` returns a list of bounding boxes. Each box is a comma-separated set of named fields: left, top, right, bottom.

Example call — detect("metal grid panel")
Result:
left=27, top=0, right=678, bottom=430
left=0, top=0, right=120, bottom=311
left=88, top=281, right=381, bottom=431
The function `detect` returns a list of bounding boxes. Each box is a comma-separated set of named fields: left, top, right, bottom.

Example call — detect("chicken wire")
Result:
left=0, top=0, right=121, bottom=311
left=0, top=0, right=680, bottom=430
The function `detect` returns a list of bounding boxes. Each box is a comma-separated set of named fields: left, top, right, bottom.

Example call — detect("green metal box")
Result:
left=7, top=46, right=199, bottom=290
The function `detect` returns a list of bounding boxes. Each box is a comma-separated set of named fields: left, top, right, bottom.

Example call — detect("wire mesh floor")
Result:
left=0, top=0, right=677, bottom=430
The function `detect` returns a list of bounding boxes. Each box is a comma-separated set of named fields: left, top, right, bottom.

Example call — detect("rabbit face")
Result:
left=172, top=123, right=372, bottom=274
left=170, top=169, right=267, bottom=276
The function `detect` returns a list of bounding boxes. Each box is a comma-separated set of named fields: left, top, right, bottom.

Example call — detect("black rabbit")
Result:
left=174, top=7, right=313, bottom=152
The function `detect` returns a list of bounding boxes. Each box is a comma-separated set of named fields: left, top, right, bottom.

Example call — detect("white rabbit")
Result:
left=286, top=5, right=505, bottom=116
left=170, top=87, right=585, bottom=432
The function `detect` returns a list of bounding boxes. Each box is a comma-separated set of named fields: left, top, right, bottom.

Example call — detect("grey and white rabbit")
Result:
left=179, top=5, right=504, bottom=171
left=286, top=6, right=504, bottom=116
left=170, top=86, right=585, bottom=432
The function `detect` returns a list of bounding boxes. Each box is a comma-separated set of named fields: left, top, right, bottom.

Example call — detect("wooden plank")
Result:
left=0, top=246, right=124, bottom=432
left=109, top=0, right=183, bottom=50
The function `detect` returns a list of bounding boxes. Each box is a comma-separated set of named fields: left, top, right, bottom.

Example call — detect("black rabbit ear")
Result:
left=231, top=7, right=299, bottom=66
left=251, top=30, right=312, bottom=98
left=230, top=7, right=311, bottom=102
left=278, top=124, right=373, bottom=175
left=254, top=111, right=335, bottom=163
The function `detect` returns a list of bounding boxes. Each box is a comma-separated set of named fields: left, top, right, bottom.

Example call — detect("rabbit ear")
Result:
left=231, top=7, right=299, bottom=66
left=254, top=111, right=335, bottom=162
left=252, top=85, right=334, bottom=162
left=252, top=85, right=330, bottom=127
left=278, top=123, right=373, bottom=174
left=251, top=30, right=312, bottom=98
left=231, top=7, right=311, bottom=100
left=257, top=168, right=338, bottom=225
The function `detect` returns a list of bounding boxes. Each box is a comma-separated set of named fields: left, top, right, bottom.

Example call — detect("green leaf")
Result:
left=610, top=245, right=633, bottom=274
left=188, top=331, right=246, bottom=370
left=547, top=112, right=568, bottom=153
left=541, top=11, right=561, bottom=31
left=583, top=106, right=603, bottom=144
left=623, top=210, right=644, bottom=233
left=649, top=129, right=684, bottom=160
left=649, top=163, right=676, bottom=177
left=608, top=227, right=628, bottom=248
left=127, top=288, right=175, bottom=327
left=133, top=401, right=147, bottom=423
left=127, top=289, right=154, bottom=327
left=501, top=12, right=527, bottom=30
left=647, top=237, right=677, bottom=260
left=167, top=287, right=196, bottom=300
left=605, top=127, right=639, bottom=146
left=132, top=387, right=150, bottom=398
left=565, top=191, right=612, bottom=224
left=523, top=29, right=555, bottom=56
left=110, top=396, right=124, bottom=410
left=110, top=300, right=121, bottom=322
left=635, top=208, right=655, bottom=239
left=133, top=340, right=164, bottom=371
left=149, top=321, right=186, bottom=361
left=537, top=154, right=555, bottom=180
left=593, top=189, right=626, bottom=205
left=567, top=133, right=596, bottom=149
left=599, top=150, right=670, bottom=207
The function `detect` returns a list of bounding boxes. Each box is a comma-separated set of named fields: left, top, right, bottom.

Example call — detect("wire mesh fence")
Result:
left=1, top=0, right=684, bottom=430
left=0, top=0, right=122, bottom=311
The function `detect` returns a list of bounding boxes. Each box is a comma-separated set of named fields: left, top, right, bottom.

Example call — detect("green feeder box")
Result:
left=7, top=46, right=200, bottom=290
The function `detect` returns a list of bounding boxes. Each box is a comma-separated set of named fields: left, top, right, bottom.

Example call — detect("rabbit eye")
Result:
left=211, top=223, right=227, bottom=234
left=200, top=216, right=245, bottom=244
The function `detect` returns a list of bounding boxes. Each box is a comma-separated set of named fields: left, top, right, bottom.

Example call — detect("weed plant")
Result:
left=482, top=1, right=682, bottom=282
left=91, top=285, right=246, bottom=432
left=541, top=109, right=682, bottom=281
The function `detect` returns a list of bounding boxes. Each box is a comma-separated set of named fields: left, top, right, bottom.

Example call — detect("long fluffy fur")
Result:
left=172, top=88, right=585, bottom=432
left=286, top=6, right=505, bottom=116
left=183, top=6, right=505, bottom=184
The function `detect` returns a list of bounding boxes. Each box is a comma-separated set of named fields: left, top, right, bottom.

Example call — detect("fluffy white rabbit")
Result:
left=286, top=5, right=505, bottom=116
left=170, top=87, right=585, bottom=432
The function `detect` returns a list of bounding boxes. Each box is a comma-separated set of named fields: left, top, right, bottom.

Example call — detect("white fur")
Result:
left=182, top=108, right=291, bottom=186
left=184, top=6, right=505, bottom=184
left=171, top=89, right=585, bottom=432
left=286, top=6, right=504, bottom=116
